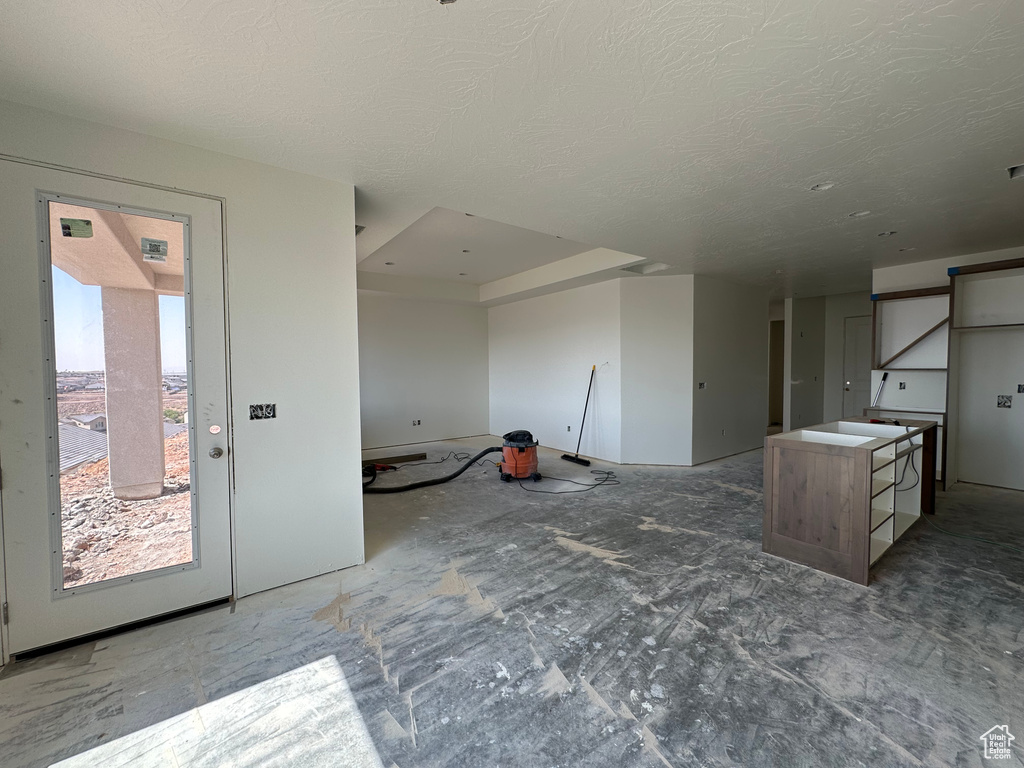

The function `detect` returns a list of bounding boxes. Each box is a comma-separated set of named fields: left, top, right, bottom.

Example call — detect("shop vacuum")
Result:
left=362, top=430, right=541, bottom=494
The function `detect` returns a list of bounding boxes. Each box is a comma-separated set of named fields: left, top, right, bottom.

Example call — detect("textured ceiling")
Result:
left=3, top=0, right=1024, bottom=297
left=362, top=207, right=593, bottom=284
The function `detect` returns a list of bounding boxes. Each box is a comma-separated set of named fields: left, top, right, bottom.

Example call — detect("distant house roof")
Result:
left=58, top=424, right=108, bottom=472
left=59, top=422, right=190, bottom=473
left=71, top=413, right=106, bottom=424
left=164, top=423, right=188, bottom=438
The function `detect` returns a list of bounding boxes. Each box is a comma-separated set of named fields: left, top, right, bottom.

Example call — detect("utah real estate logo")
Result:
left=980, top=725, right=1015, bottom=760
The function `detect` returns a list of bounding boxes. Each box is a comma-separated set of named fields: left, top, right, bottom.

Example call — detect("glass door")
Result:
left=0, top=162, right=232, bottom=655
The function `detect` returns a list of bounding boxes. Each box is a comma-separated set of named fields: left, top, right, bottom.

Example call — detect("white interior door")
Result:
left=0, top=161, right=232, bottom=656
left=957, top=328, right=1024, bottom=490
left=843, top=315, right=872, bottom=418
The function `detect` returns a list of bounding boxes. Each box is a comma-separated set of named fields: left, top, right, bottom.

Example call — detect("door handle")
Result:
left=209, top=447, right=224, bottom=459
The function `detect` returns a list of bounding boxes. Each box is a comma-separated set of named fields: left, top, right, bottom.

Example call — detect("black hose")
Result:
left=362, top=446, right=502, bottom=494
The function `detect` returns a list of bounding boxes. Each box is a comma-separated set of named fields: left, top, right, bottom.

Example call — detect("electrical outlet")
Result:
left=698, top=382, right=706, bottom=390
left=417, top=420, right=421, bottom=425
left=899, top=382, right=907, bottom=390
left=567, top=425, right=571, bottom=431
left=721, top=428, right=726, bottom=436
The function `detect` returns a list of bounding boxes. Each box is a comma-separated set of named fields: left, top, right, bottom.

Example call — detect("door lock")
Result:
left=209, top=447, right=224, bottom=459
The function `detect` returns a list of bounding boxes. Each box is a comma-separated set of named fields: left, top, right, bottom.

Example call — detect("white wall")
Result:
left=691, top=276, right=769, bottom=464
left=620, top=276, right=694, bottom=465
left=489, top=280, right=622, bottom=462
left=359, top=294, right=488, bottom=449
left=873, top=245, right=1024, bottom=293
left=956, top=328, right=1024, bottom=490
left=0, top=101, right=364, bottom=598
left=873, top=249, right=1024, bottom=488
left=785, top=296, right=826, bottom=430
left=822, top=292, right=873, bottom=422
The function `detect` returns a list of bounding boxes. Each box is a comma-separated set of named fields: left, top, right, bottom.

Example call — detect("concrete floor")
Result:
left=1, top=437, right=1021, bottom=767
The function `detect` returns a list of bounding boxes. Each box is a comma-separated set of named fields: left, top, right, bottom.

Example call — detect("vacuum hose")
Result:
left=362, top=446, right=502, bottom=494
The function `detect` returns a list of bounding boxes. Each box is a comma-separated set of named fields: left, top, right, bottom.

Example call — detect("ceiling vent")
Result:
left=355, top=225, right=365, bottom=236
left=1009, top=164, right=1024, bottom=181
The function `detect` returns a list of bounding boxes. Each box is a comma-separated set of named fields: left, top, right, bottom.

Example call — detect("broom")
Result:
left=562, top=365, right=595, bottom=467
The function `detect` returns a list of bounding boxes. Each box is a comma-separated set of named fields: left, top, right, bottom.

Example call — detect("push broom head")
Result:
left=561, top=453, right=591, bottom=466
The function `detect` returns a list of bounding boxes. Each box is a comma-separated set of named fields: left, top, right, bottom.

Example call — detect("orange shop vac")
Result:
left=498, top=430, right=542, bottom=483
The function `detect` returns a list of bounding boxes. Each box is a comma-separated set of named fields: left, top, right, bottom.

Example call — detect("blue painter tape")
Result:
left=948, top=267, right=960, bottom=276
left=870, top=293, right=879, bottom=301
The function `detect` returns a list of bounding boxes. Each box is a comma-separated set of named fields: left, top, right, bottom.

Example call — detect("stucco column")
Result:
left=101, top=287, right=165, bottom=500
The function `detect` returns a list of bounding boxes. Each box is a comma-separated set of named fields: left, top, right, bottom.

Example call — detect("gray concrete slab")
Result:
left=1, top=438, right=1021, bottom=767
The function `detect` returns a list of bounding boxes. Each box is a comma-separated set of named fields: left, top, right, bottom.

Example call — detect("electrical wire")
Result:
left=885, top=426, right=1022, bottom=554
left=895, top=427, right=920, bottom=492
left=516, top=473, right=618, bottom=495
left=394, top=451, right=499, bottom=469
left=895, top=448, right=920, bottom=491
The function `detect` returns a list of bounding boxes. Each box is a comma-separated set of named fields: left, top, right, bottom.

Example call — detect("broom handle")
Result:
left=574, top=365, right=596, bottom=456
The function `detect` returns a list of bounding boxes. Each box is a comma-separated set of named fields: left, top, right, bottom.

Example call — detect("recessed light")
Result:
left=877, top=231, right=897, bottom=237
left=384, top=261, right=395, bottom=265
left=848, top=211, right=871, bottom=218
left=462, top=249, right=470, bottom=253
left=1008, top=164, right=1024, bottom=181
left=465, top=213, right=474, bottom=216
left=775, top=269, right=784, bottom=274
left=810, top=182, right=834, bottom=192
left=458, top=272, right=467, bottom=276
left=898, top=247, right=916, bottom=252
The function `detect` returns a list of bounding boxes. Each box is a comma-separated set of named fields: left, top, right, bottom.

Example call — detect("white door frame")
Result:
left=0, top=157, right=236, bottom=661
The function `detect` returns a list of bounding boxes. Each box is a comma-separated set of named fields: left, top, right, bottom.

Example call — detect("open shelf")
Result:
left=895, top=444, right=922, bottom=461
left=873, top=454, right=894, bottom=471
left=871, top=478, right=895, bottom=498
left=869, top=534, right=891, bottom=565
left=870, top=507, right=894, bottom=532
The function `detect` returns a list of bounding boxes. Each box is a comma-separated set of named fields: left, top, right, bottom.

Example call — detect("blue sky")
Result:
left=52, top=266, right=188, bottom=373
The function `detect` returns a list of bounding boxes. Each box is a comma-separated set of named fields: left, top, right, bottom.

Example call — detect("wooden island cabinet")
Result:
left=762, top=418, right=937, bottom=585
